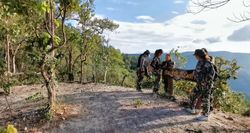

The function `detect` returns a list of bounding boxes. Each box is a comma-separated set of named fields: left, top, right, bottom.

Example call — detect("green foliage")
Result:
left=134, top=99, right=144, bottom=108
left=217, top=91, right=250, bottom=114
left=0, top=127, right=6, bottom=133
left=243, top=107, right=250, bottom=116
left=211, top=57, right=248, bottom=113
left=174, top=80, right=196, bottom=98
left=170, top=48, right=187, bottom=68
left=45, top=111, right=53, bottom=120
left=0, top=0, right=248, bottom=118
left=0, top=124, right=18, bottom=133
left=25, top=92, right=45, bottom=102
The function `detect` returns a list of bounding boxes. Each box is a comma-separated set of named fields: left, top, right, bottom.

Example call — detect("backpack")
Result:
left=202, top=60, right=219, bottom=82
left=137, top=54, right=143, bottom=68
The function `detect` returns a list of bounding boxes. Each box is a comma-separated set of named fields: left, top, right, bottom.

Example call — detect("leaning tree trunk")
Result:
left=121, top=75, right=128, bottom=86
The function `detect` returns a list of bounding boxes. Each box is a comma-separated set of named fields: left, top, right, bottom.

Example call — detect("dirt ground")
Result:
left=0, top=83, right=250, bottom=133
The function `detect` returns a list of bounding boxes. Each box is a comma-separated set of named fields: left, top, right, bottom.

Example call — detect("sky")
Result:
left=92, top=0, right=250, bottom=54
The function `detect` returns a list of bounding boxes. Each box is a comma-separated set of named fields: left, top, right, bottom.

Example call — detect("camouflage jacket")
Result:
left=161, top=60, right=175, bottom=71
left=195, top=60, right=215, bottom=86
left=151, top=57, right=161, bottom=71
left=137, top=55, right=150, bottom=72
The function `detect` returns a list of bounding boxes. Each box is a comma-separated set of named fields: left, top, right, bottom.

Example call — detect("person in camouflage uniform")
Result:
left=202, top=48, right=215, bottom=64
left=136, top=50, right=151, bottom=92
left=187, top=49, right=216, bottom=121
left=194, top=48, right=217, bottom=111
left=151, top=49, right=163, bottom=94
left=161, top=54, right=176, bottom=101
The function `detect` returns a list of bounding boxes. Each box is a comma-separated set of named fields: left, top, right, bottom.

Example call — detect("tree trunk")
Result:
left=68, top=47, right=74, bottom=81
left=103, top=68, right=108, bottom=83
left=49, top=0, right=56, bottom=109
left=41, top=0, right=56, bottom=111
left=121, top=75, right=127, bottom=86
left=6, top=35, right=10, bottom=73
left=45, top=80, right=55, bottom=108
left=4, top=95, right=12, bottom=116
left=80, top=47, right=83, bottom=83
left=12, top=55, right=16, bottom=74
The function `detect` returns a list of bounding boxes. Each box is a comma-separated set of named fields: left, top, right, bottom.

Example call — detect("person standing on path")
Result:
left=151, top=49, right=163, bottom=95
left=136, top=50, right=151, bottom=92
left=161, top=54, right=176, bottom=101
left=186, top=49, right=216, bottom=121
left=195, top=48, right=217, bottom=111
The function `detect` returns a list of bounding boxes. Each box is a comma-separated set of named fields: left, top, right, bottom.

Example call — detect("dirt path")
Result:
left=1, top=83, right=250, bottom=133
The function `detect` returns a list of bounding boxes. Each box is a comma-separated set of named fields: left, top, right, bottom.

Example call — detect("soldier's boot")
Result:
left=196, top=115, right=209, bottom=121
left=185, top=108, right=196, bottom=115
left=137, top=88, right=143, bottom=92
left=136, top=84, right=143, bottom=92
left=169, top=96, right=177, bottom=101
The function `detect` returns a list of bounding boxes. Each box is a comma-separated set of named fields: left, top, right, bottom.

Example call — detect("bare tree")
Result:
left=188, top=0, right=250, bottom=22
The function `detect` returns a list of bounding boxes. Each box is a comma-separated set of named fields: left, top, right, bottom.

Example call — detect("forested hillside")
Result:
left=0, top=0, right=250, bottom=132
left=0, top=0, right=135, bottom=125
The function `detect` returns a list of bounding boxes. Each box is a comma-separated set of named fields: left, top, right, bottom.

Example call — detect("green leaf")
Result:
left=54, top=35, right=61, bottom=45
left=54, top=19, right=60, bottom=28
left=38, top=1, right=49, bottom=13
left=42, top=32, right=51, bottom=44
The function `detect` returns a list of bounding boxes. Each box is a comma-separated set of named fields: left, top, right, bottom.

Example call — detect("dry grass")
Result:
left=53, top=103, right=86, bottom=121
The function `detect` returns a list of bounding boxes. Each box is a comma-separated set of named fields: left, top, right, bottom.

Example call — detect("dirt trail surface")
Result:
left=0, top=83, right=250, bottom=133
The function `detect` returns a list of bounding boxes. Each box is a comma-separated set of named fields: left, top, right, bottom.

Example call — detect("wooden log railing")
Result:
left=163, top=69, right=196, bottom=82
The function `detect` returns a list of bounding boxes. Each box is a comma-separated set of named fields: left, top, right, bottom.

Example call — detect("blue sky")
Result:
left=81, top=0, right=250, bottom=54
left=94, top=0, right=187, bottom=22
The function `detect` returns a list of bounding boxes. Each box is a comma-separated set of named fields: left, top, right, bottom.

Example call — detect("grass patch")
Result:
left=133, top=99, right=144, bottom=108
left=25, top=92, right=44, bottom=102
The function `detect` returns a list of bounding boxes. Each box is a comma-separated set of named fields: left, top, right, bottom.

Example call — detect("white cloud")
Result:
left=94, top=14, right=105, bottom=19
left=106, top=7, right=115, bottom=11
left=228, top=25, right=250, bottom=41
left=101, top=0, right=250, bottom=53
left=171, top=11, right=179, bottom=15
left=126, top=1, right=138, bottom=6
left=111, top=0, right=138, bottom=6
left=136, top=16, right=155, bottom=22
left=174, top=0, right=184, bottom=4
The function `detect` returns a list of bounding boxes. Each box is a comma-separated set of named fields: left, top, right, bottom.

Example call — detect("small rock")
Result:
left=225, top=116, right=234, bottom=121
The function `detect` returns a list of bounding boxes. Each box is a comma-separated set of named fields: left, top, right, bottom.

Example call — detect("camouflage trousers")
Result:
left=195, top=88, right=215, bottom=111
left=163, top=76, right=174, bottom=96
left=136, top=70, right=145, bottom=90
left=153, top=71, right=161, bottom=93
left=189, top=83, right=213, bottom=116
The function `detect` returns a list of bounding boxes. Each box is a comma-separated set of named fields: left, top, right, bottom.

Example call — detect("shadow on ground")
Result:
left=44, top=90, right=198, bottom=133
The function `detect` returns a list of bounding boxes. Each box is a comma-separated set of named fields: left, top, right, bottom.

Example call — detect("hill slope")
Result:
left=0, top=83, right=249, bottom=132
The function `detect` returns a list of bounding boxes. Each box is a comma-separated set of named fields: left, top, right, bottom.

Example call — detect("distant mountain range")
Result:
left=129, top=51, right=250, bottom=99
